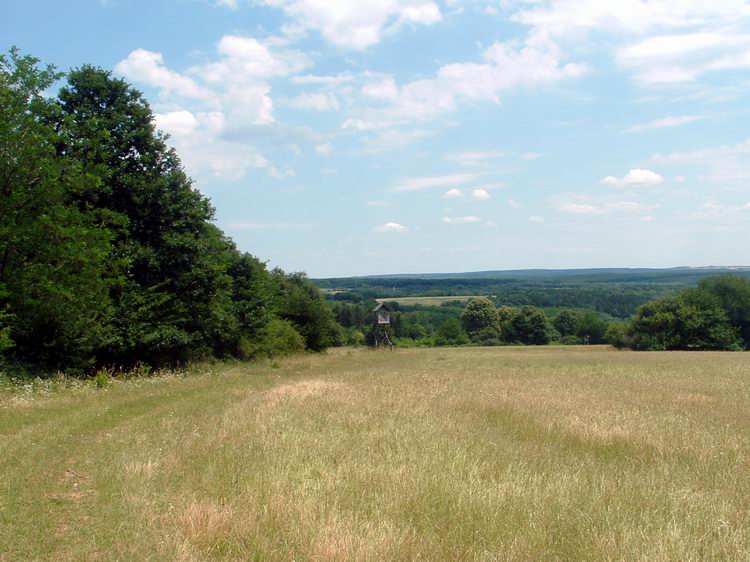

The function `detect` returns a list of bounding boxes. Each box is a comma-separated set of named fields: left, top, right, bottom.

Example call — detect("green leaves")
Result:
left=628, top=277, right=748, bottom=351
left=0, top=50, right=338, bottom=372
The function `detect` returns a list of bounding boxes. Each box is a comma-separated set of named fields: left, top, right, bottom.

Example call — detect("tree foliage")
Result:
left=0, top=51, right=338, bottom=372
left=627, top=282, right=743, bottom=351
left=505, top=306, right=555, bottom=345
left=460, top=297, right=501, bottom=342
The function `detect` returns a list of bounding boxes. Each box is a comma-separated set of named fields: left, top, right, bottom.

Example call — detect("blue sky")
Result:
left=4, top=0, right=750, bottom=276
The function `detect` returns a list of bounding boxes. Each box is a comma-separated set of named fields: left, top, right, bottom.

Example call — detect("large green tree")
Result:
left=628, top=289, right=740, bottom=351
left=0, top=50, right=112, bottom=370
left=56, top=66, right=237, bottom=365
left=504, top=306, right=555, bottom=345
left=460, top=297, right=502, bottom=343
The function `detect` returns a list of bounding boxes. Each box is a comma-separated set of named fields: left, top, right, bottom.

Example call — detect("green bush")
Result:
left=604, top=322, right=629, bottom=349
left=559, top=335, right=582, bottom=345
left=243, top=319, right=305, bottom=359
left=93, top=369, right=109, bottom=389
left=434, top=318, right=469, bottom=346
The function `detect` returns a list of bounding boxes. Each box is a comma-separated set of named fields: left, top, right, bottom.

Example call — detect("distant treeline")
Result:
left=317, top=269, right=750, bottom=320
left=330, top=274, right=750, bottom=352
left=333, top=299, right=614, bottom=348
left=0, top=50, right=339, bottom=373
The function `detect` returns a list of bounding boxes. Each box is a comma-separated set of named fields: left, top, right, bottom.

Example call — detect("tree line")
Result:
left=331, top=274, right=750, bottom=352
left=0, top=50, right=339, bottom=373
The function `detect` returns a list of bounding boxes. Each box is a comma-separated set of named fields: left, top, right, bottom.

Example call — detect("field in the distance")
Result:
left=375, top=295, right=478, bottom=306
left=1, top=347, right=749, bottom=561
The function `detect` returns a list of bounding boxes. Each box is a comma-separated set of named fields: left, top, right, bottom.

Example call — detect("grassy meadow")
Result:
left=1, top=347, right=749, bottom=561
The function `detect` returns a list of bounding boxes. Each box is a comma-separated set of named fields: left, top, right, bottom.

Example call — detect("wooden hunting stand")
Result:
left=372, top=302, right=394, bottom=350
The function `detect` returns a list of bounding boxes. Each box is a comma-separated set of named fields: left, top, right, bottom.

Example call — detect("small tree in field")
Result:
left=460, top=297, right=501, bottom=343
left=505, top=306, right=555, bottom=345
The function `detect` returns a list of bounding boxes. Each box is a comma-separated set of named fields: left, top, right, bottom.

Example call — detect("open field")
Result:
left=375, top=295, right=479, bottom=306
left=1, top=347, right=749, bottom=561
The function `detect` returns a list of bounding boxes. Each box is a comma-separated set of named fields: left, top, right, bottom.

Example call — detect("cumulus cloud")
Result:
left=601, top=168, right=664, bottom=187
left=472, top=189, right=492, bottom=201
left=528, top=215, right=545, bottom=222
left=116, top=35, right=315, bottom=182
left=348, top=34, right=586, bottom=128
left=510, top=1, right=750, bottom=86
left=260, top=0, right=441, bottom=50
left=442, top=215, right=481, bottom=224
left=374, top=222, right=408, bottom=232
left=115, top=49, right=214, bottom=102
left=362, top=78, right=399, bottom=101
left=443, top=188, right=464, bottom=199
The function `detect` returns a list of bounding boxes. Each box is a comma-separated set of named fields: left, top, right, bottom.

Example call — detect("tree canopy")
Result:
left=0, top=51, right=338, bottom=372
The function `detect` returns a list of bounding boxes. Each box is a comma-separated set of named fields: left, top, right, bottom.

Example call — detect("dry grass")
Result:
left=1, top=346, right=749, bottom=560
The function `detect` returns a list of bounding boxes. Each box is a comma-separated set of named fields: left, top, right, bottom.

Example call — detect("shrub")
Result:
left=253, top=319, right=306, bottom=358
left=604, top=322, right=629, bottom=349
left=434, top=318, right=469, bottom=346
left=94, top=369, right=110, bottom=389
left=559, top=335, right=582, bottom=345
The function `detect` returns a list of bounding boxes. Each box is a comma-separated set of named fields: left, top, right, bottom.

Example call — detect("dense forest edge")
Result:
left=1, top=50, right=748, bottom=379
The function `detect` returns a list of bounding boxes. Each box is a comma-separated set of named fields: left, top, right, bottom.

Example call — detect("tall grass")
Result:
left=1, top=347, right=748, bottom=560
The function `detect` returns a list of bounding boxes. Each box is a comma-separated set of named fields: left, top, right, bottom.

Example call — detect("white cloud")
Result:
left=557, top=199, right=657, bottom=215
left=601, top=168, right=664, bottom=187
left=447, top=150, right=505, bottom=166
left=507, top=197, right=521, bottom=208
left=261, top=0, right=442, bottom=50
left=374, top=222, right=408, bottom=232
left=443, top=188, right=464, bottom=199
left=117, top=35, right=317, bottom=182
left=557, top=203, right=606, bottom=215
left=617, top=31, right=750, bottom=84
left=392, top=173, right=480, bottom=192
left=315, top=143, right=332, bottom=155
left=442, top=215, right=481, bottom=224
left=511, top=1, right=750, bottom=85
left=362, top=78, right=399, bottom=101
left=291, top=73, right=354, bottom=85
left=358, top=128, right=433, bottom=154
left=288, top=92, right=340, bottom=111
left=115, top=49, right=214, bottom=102
left=624, top=114, right=704, bottom=133
left=472, top=188, right=492, bottom=201
left=529, top=215, right=545, bottom=222
left=346, top=34, right=587, bottom=129
left=201, top=35, right=310, bottom=83
left=651, top=138, right=750, bottom=183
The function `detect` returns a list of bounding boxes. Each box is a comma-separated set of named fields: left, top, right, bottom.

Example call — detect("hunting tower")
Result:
left=372, top=302, right=393, bottom=349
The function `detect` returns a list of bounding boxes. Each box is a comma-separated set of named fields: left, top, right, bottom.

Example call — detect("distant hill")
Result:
left=342, top=266, right=750, bottom=282
left=314, top=267, right=750, bottom=319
